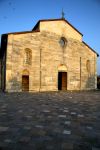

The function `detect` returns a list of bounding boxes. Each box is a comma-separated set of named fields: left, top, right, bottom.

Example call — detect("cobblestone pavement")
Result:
left=0, top=91, right=100, bottom=150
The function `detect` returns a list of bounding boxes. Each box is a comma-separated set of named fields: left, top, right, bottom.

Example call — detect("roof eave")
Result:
left=2, top=30, right=40, bottom=35
left=83, top=41, right=99, bottom=57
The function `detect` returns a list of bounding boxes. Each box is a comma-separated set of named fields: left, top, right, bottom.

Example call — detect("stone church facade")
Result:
left=0, top=19, right=99, bottom=92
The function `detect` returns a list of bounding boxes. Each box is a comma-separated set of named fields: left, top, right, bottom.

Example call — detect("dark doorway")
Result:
left=58, top=72, right=67, bottom=90
left=22, top=75, right=29, bottom=91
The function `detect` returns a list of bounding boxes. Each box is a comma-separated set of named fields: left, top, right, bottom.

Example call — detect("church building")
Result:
left=0, top=18, right=99, bottom=92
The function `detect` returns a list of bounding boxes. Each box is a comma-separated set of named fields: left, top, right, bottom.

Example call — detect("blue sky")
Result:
left=0, top=0, right=100, bottom=74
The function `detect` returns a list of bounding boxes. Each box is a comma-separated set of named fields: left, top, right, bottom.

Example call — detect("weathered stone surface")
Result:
left=63, top=130, right=71, bottom=135
left=62, top=142, right=73, bottom=150
left=64, top=121, right=71, bottom=125
left=58, top=115, right=66, bottom=118
left=0, top=19, right=97, bottom=92
left=0, top=126, right=9, bottom=132
left=19, top=136, right=31, bottom=143
left=0, top=91, right=100, bottom=150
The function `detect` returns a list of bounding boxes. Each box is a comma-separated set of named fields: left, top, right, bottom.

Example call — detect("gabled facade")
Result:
left=0, top=18, right=99, bottom=92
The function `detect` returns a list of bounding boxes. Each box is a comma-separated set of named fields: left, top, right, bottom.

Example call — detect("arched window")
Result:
left=86, top=60, right=90, bottom=73
left=59, top=37, right=67, bottom=48
left=24, top=48, right=32, bottom=65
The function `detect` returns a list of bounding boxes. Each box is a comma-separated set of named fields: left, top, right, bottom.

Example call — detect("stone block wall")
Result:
left=5, top=30, right=97, bottom=92
left=40, top=21, right=82, bottom=41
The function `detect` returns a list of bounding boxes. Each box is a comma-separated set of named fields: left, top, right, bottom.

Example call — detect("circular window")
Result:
left=59, top=37, right=67, bottom=47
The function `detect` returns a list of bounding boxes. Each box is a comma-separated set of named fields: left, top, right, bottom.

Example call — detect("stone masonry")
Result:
left=0, top=19, right=99, bottom=92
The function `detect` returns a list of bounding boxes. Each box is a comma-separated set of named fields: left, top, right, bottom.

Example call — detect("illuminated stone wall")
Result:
left=5, top=20, right=97, bottom=92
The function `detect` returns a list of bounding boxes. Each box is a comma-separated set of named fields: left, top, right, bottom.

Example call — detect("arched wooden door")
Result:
left=22, top=75, right=29, bottom=91
left=58, top=72, right=67, bottom=90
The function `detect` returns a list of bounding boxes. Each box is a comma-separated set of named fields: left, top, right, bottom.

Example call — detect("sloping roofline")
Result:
left=83, top=41, right=99, bottom=57
left=1, top=18, right=99, bottom=57
left=33, top=18, right=83, bottom=36
left=3, top=30, right=40, bottom=35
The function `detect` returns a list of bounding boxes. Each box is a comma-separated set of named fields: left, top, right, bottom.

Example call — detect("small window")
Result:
left=24, top=48, right=32, bottom=65
left=59, top=37, right=67, bottom=48
left=86, top=60, right=90, bottom=72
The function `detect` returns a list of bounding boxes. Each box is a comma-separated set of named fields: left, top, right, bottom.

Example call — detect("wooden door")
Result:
left=58, top=72, right=67, bottom=90
left=22, top=75, right=29, bottom=91
left=62, top=72, right=67, bottom=90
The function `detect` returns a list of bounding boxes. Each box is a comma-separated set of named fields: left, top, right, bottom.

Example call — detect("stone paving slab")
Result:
left=0, top=127, right=9, bottom=132
left=0, top=91, right=100, bottom=150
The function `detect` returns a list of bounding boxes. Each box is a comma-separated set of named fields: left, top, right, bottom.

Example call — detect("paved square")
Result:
left=0, top=91, right=100, bottom=150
